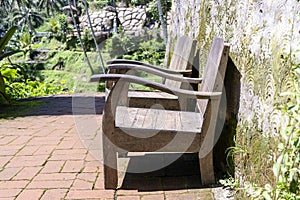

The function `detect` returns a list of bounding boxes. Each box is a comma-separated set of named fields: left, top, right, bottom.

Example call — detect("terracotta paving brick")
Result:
left=61, top=160, right=84, bottom=173
left=82, top=165, right=100, bottom=173
left=117, top=190, right=163, bottom=196
left=164, top=189, right=188, bottom=194
left=33, top=173, right=77, bottom=181
left=197, top=191, right=215, bottom=199
left=0, top=156, right=12, bottom=167
left=53, top=148, right=88, bottom=155
left=94, top=173, right=104, bottom=189
left=30, top=127, right=55, bottom=136
left=85, top=153, right=97, bottom=162
left=27, top=180, right=73, bottom=189
left=40, top=161, right=65, bottom=173
left=0, top=180, right=28, bottom=189
left=0, top=147, right=20, bottom=156
left=8, top=136, right=32, bottom=146
left=48, top=153, right=86, bottom=161
left=27, top=137, right=61, bottom=146
left=71, top=179, right=94, bottom=189
left=6, top=155, right=48, bottom=168
left=141, top=194, right=165, bottom=200
left=16, top=146, right=39, bottom=156
left=0, top=167, right=22, bottom=180
left=0, top=189, right=22, bottom=198
left=13, top=167, right=42, bottom=180
left=15, top=189, right=44, bottom=200
left=118, top=195, right=140, bottom=200
left=40, top=189, right=68, bottom=200
left=34, top=146, right=56, bottom=155
left=0, top=136, right=18, bottom=145
left=66, top=189, right=115, bottom=199
left=0, top=94, right=220, bottom=200
left=56, top=140, right=77, bottom=150
left=76, top=172, right=98, bottom=182
left=165, top=193, right=197, bottom=200
left=0, top=197, right=13, bottom=200
left=0, top=146, right=21, bottom=152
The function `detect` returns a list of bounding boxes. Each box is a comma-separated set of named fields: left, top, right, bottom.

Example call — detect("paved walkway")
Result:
left=0, top=94, right=228, bottom=200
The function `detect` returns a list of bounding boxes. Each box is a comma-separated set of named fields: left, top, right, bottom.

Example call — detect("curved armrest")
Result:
left=107, top=59, right=192, bottom=75
left=108, top=64, right=202, bottom=84
left=90, top=74, right=221, bottom=100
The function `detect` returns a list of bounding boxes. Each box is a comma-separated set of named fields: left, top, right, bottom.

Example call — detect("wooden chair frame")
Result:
left=91, top=38, right=230, bottom=189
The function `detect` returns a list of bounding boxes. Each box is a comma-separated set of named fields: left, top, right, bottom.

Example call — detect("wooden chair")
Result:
left=92, top=38, right=230, bottom=189
left=96, top=36, right=200, bottom=110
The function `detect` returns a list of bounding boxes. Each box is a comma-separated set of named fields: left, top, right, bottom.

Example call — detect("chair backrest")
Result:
left=198, top=38, right=230, bottom=115
left=164, top=36, right=197, bottom=88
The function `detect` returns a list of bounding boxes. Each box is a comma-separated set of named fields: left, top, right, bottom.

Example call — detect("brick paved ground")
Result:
left=0, top=94, right=230, bottom=200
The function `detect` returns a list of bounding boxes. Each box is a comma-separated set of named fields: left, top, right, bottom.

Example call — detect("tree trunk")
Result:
left=67, top=0, right=94, bottom=74
left=157, top=0, right=168, bottom=47
left=82, top=0, right=106, bottom=74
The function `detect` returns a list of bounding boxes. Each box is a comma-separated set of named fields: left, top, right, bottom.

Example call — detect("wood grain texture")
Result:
left=100, top=37, right=229, bottom=188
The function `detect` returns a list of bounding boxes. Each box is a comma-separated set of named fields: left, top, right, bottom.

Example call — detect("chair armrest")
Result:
left=107, top=64, right=202, bottom=84
left=107, top=59, right=192, bottom=75
left=90, top=74, right=220, bottom=100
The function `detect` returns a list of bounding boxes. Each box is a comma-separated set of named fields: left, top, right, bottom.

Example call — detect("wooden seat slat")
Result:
left=116, top=106, right=203, bottom=133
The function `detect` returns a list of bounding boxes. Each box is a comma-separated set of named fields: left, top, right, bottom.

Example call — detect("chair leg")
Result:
left=103, top=139, right=118, bottom=189
left=199, top=151, right=215, bottom=185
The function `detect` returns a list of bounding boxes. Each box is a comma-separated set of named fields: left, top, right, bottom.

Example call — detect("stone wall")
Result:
left=169, top=0, right=300, bottom=135
left=168, top=0, right=300, bottom=180
left=80, top=6, right=154, bottom=36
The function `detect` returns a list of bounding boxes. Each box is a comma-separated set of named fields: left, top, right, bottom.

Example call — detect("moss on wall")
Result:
left=169, top=0, right=300, bottom=190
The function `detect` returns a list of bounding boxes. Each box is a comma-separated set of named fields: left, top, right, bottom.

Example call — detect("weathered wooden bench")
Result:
left=91, top=37, right=230, bottom=189
left=96, top=36, right=199, bottom=110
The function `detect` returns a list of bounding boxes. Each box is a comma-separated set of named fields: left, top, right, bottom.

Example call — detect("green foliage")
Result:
left=89, top=0, right=112, bottom=11
left=105, top=30, right=165, bottom=65
left=258, top=67, right=300, bottom=199
left=147, top=0, right=171, bottom=21
left=38, top=14, right=71, bottom=43
left=104, top=30, right=138, bottom=59
left=0, top=26, right=20, bottom=104
left=221, top=65, right=300, bottom=200
left=81, top=30, right=94, bottom=51
left=124, top=39, right=165, bottom=65
left=37, top=0, right=65, bottom=16
left=0, top=26, right=66, bottom=104
left=19, top=32, right=32, bottom=58
left=0, top=27, right=18, bottom=53
left=6, top=80, right=63, bottom=99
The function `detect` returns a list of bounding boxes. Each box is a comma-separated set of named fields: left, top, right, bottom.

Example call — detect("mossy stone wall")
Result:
left=168, top=0, right=300, bottom=180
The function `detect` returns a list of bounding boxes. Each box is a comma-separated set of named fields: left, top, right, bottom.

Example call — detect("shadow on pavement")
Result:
left=120, top=153, right=209, bottom=191
left=0, top=94, right=105, bottom=118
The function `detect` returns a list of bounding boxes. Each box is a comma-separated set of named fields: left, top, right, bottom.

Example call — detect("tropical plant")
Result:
left=11, top=6, right=44, bottom=32
left=0, top=0, right=13, bottom=16
left=10, top=0, right=35, bottom=10
left=37, top=0, right=65, bottom=16
left=0, top=26, right=22, bottom=103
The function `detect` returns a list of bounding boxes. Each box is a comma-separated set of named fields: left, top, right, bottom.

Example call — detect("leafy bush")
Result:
left=104, top=30, right=165, bottom=65
left=6, top=80, right=63, bottom=99
left=147, top=0, right=171, bottom=21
